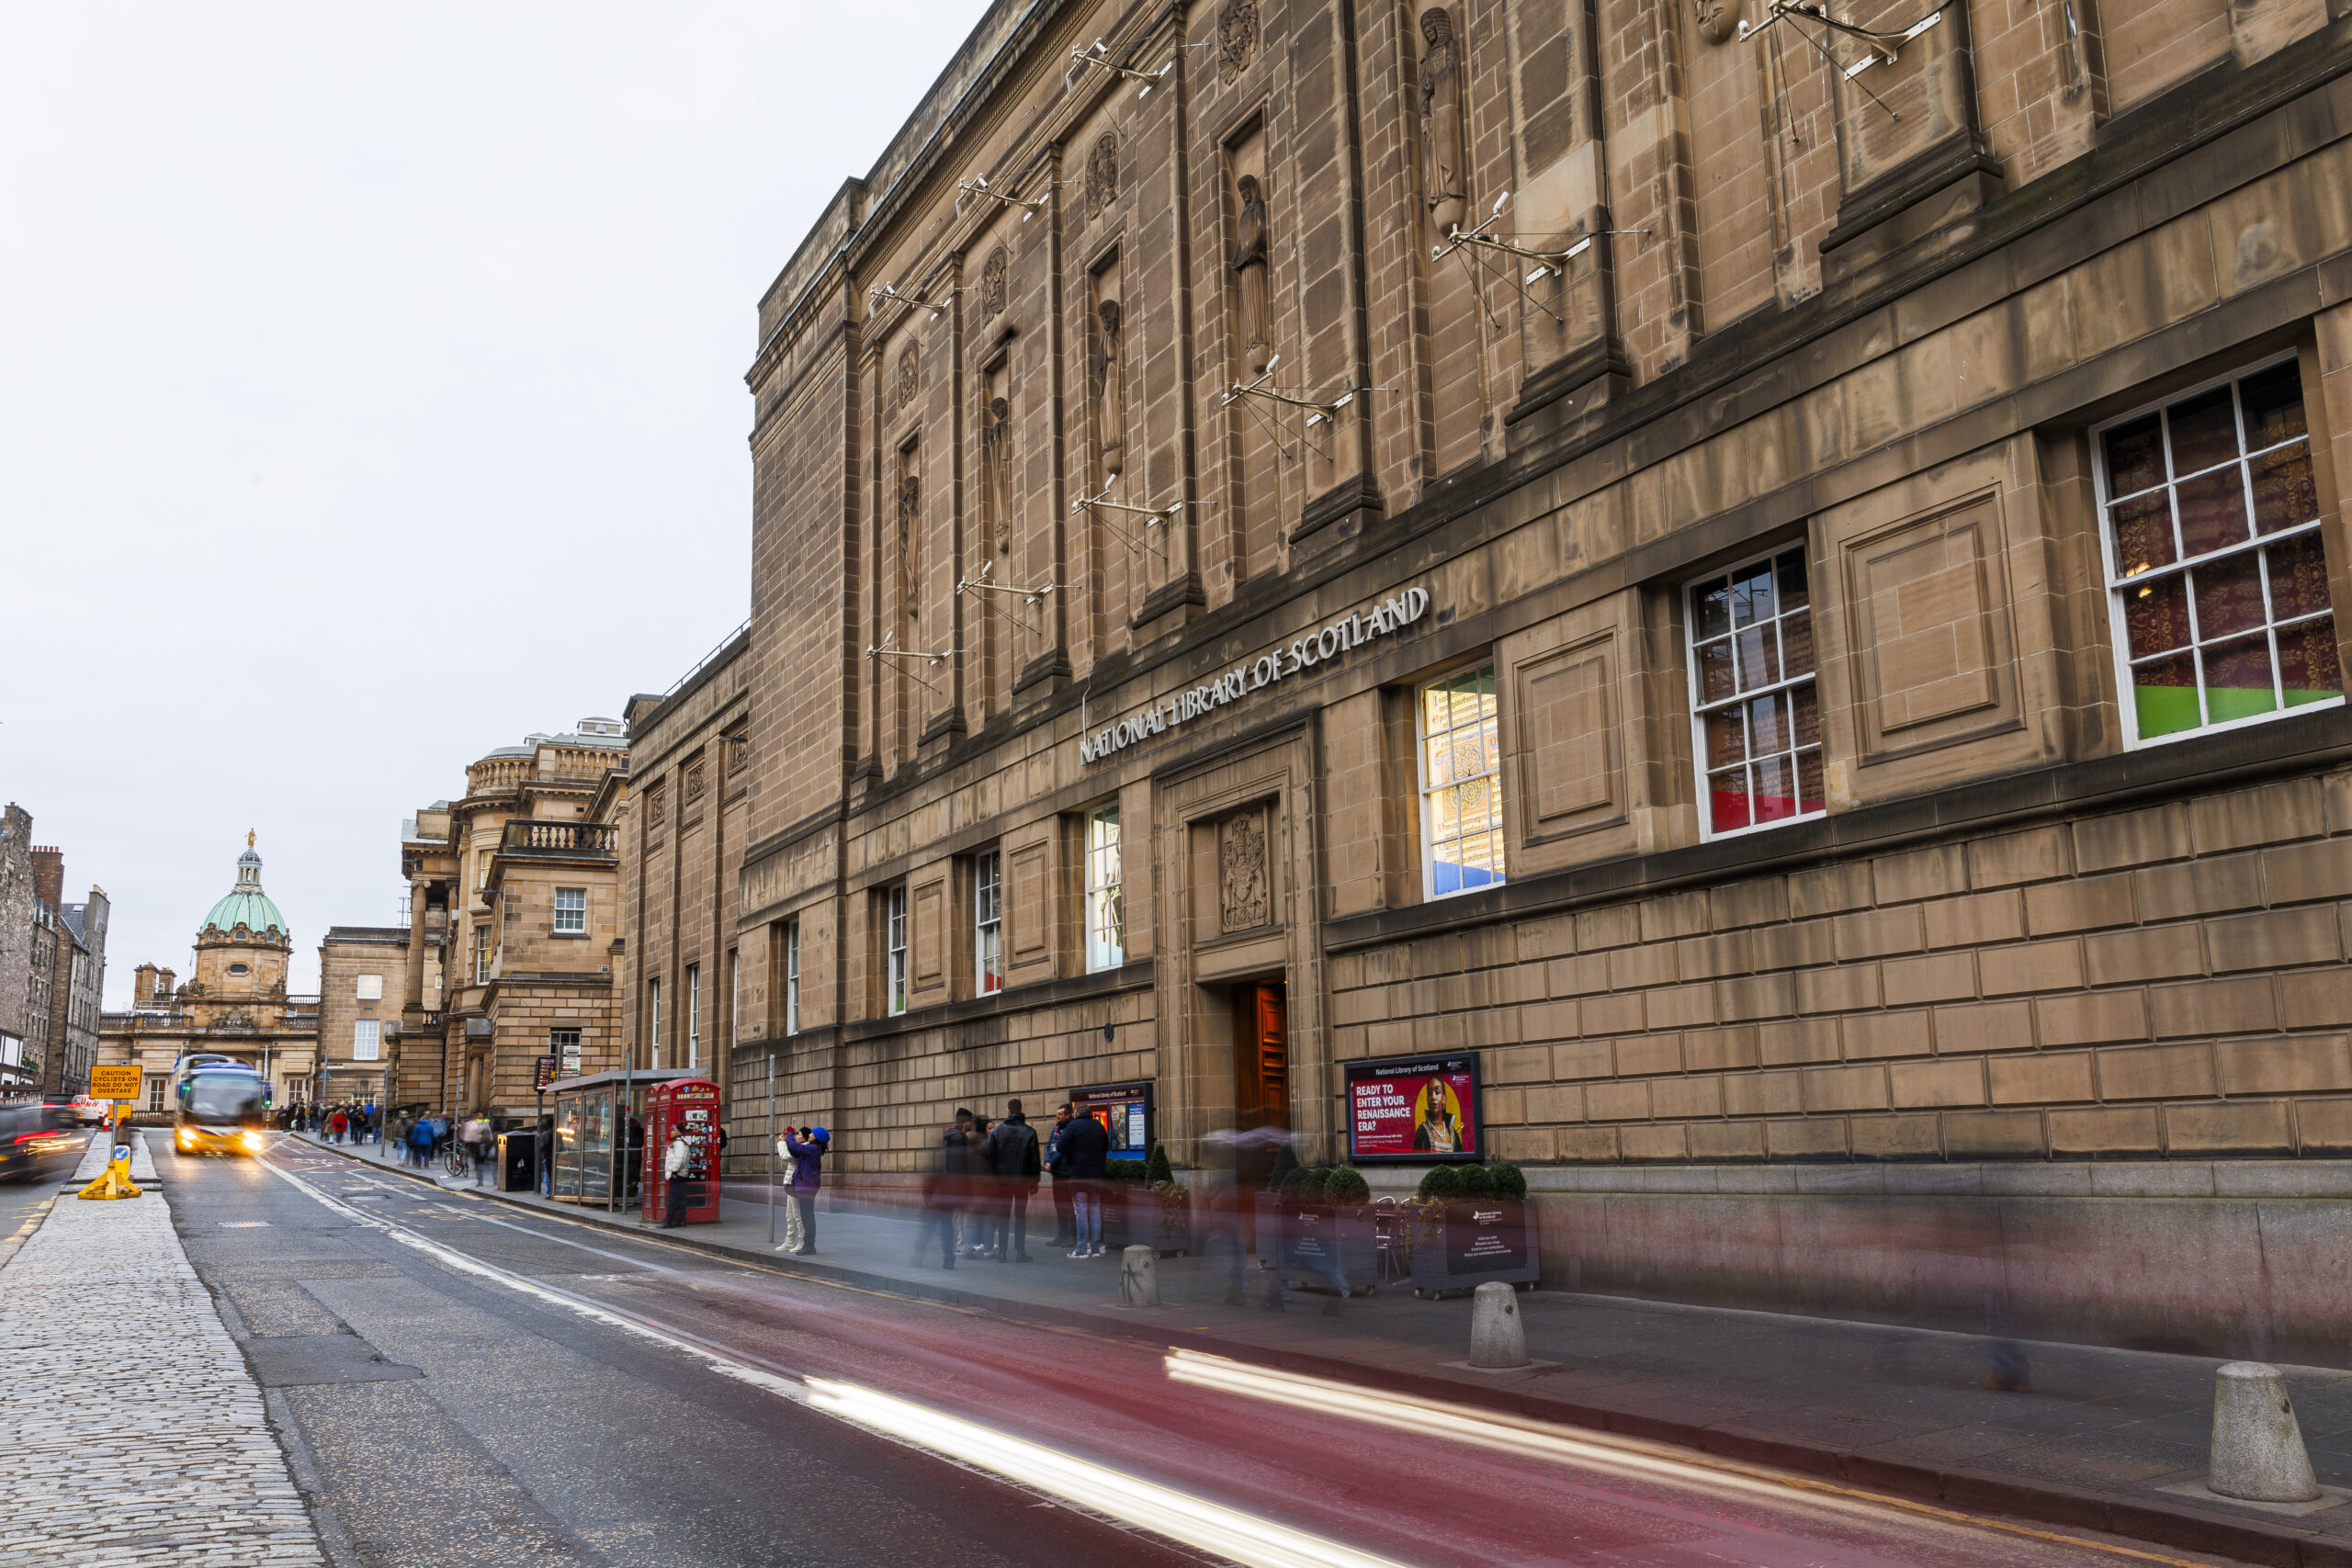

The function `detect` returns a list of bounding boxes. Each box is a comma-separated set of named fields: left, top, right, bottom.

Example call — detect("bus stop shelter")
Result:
left=543, top=1067, right=701, bottom=1213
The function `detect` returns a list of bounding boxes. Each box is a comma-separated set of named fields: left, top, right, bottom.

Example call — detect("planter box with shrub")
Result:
left=1406, top=1163, right=1540, bottom=1298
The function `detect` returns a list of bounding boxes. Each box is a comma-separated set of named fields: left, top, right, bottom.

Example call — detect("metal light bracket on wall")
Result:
left=1220, top=356, right=1361, bottom=431
left=867, top=282, right=953, bottom=318
left=1069, top=491, right=1173, bottom=566
left=955, top=558, right=1059, bottom=610
left=1432, top=191, right=1647, bottom=283
left=956, top=175, right=1049, bottom=221
left=1739, top=0, right=1947, bottom=79
left=1067, top=38, right=1174, bottom=96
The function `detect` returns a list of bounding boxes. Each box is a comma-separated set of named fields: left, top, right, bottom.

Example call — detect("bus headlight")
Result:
left=242, top=1131, right=265, bottom=1151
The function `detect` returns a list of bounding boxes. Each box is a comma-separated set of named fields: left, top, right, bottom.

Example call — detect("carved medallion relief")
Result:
left=1218, top=0, right=1259, bottom=81
left=1085, top=132, right=1119, bottom=220
left=980, top=247, right=1009, bottom=320
left=1218, top=810, right=1270, bottom=932
left=895, top=344, right=919, bottom=412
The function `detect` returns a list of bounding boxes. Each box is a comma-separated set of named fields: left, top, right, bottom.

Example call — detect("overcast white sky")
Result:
left=1, top=2, right=978, bottom=1004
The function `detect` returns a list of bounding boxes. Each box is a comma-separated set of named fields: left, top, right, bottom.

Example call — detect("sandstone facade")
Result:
left=644, top=0, right=2352, bottom=1349
left=385, top=724, right=628, bottom=1117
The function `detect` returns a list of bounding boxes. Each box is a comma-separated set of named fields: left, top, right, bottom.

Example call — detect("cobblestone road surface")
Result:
left=0, top=1137, right=323, bottom=1567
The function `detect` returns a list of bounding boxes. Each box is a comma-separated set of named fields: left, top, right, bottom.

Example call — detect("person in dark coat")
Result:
left=1059, top=1107, right=1112, bottom=1258
left=979, top=1100, right=1041, bottom=1262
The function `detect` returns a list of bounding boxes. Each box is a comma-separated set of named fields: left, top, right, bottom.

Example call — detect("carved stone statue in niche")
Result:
left=1693, top=0, right=1740, bottom=45
left=897, top=469, right=922, bottom=621
left=1218, top=0, right=1259, bottom=82
left=980, top=247, right=1008, bottom=319
left=1091, top=299, right=1126, bottom=480
left=1219, top=811, right=1270, bottom=931
left=895, top=344, right=919, bottom=412
left=1418, top=8, right=1468, bottom=238
left=980, top=394, right=1013, bottom=551
left=1230, top=175, right=1272, bottom=376
left=1085, top=132, right=1118, bottom=220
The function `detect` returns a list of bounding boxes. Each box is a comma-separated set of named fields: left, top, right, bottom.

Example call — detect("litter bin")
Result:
left=497, top=1130, right=537, bottom=1193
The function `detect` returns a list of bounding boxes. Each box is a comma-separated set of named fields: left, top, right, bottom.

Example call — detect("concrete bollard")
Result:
left=2210, top=1362, right=2322, bottom=1504
left=1469, top=1280, right=1529, bottom=1369
left=1120, top=1245, right=1159, bottom=1307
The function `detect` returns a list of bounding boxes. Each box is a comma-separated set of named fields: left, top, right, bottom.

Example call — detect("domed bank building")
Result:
left=96, top=835, right=321, bottom=1117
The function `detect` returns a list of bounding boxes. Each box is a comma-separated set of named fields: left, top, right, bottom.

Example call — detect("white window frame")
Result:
left=356, top=973, right=383, bottom=1000
left=1684, top=544, right=1825, bottom=843
left=728, top=947, right=739, bottom=1052
left=353, top=1021, right=380, bottom=1062
left=974, top=850, right=1003, bottom=997
left=2092, top=352, right=2344, bottom=750
left=553, top=886, right=587, bottom=934
left=685, top=963, right=701, bottom=1069
left=886, top=885, right=910, bottom=1016
left=784, top=919, right=801, bottom=1035
left=473, top=925, right=492, bottom=985
left=551, top=1027, right=582, bottom=1076
left=1085, top=807, right=1124, bottom=973
left=648, top=976, right=662, bottom=1059
left=1416, top=664, right=1508, bottom=897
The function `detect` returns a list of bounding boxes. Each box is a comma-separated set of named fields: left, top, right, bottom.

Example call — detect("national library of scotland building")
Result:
left=620, top=0, right=2352, bottom=1358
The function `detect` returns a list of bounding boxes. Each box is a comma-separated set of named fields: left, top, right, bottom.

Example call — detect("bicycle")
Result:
left=444, top=1142, right=471, bottom=1179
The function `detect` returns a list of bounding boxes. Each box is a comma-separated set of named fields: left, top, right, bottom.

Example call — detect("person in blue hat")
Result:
left=781, top=1124, right=830, bottom=1256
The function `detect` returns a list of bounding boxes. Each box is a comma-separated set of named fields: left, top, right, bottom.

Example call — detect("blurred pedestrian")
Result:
left=915, top=1116, right=964, bottom=1269
left=1060, top=1105, right=1111, bottom=1258
left=468, top=1115, right=495, bottom=1185
left=980, top=1099, right=1039, bottom=1263
left=659, top=1130, right=692, bottom=1227
left=949, top=1109, right=980, bottom=1257
left=409, top=1115, right=433, bottom=1168
left=1045, top=1103, right=1077, bottom=1247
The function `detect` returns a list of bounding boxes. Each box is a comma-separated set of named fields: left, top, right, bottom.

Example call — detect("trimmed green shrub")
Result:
left=1456, top=1163, right=1495, bottom=1197
left=1143, top=1142, right=1173, bottom=1186
left=1418, top=1164, right=1464, bottom=1200
left=1487, top=1162, right=1528, bottom=1201
left=1326, top=1167, right=1372, bottom=1203
left=1107, top=1159, right=1148, bottom=1181
left=1267, top=1141, right=1301, bottom=1190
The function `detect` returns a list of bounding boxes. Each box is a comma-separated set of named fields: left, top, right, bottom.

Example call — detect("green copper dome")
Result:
left=200, top=839, right=287, bottom=940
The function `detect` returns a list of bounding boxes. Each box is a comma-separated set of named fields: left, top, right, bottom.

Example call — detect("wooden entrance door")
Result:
left=1230, top=981, right=1289, bottom=1187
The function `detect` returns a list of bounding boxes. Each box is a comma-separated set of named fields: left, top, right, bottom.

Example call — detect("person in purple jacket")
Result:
left=781, top=1125, right=830, bottom=1256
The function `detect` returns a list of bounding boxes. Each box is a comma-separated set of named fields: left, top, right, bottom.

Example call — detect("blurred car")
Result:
left=66, top=1095, right=108, bottom=1127
left=0, top=1101, right=83, bottom=1182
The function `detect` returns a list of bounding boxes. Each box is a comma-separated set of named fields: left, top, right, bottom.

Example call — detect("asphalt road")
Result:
left=0, top=1130, right=84, bottom=1264
left=162, top=1137, right=2245, bottom=1568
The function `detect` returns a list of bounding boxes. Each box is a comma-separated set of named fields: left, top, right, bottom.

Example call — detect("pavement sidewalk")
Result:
left=291, top=1130, right=2352, bottom=1567
left=3, top=1132, right=324, bottom=1566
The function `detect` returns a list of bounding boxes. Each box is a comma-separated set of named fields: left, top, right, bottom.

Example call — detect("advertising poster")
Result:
left=1069, top=1081, right=1154, bottom=1157
left=1344, top=1053, right=1481, bottom=1164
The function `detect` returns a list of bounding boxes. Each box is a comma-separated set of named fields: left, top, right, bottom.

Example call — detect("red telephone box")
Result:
left=643, top=1077, right=722, bottom=1224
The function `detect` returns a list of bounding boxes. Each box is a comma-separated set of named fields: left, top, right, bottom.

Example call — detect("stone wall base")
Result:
left=1370, top=1161, right=2352, bottom=1368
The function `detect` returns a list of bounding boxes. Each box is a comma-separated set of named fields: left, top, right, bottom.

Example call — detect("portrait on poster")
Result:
left=1343, top=1052, right=1481, bottom=1164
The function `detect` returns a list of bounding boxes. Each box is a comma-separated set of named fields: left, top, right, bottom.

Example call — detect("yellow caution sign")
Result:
left=88, top=1065, right=141, bottom=1100
left=78, top=1105, right=142, bottom=1200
